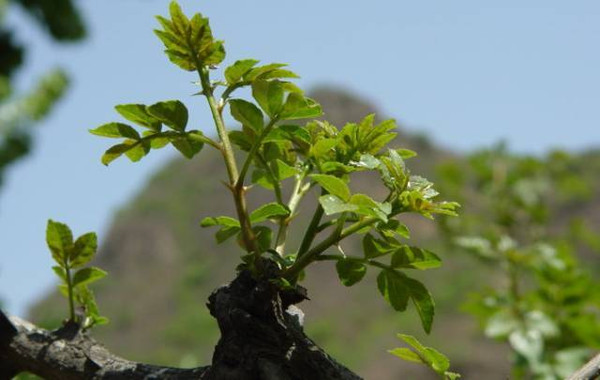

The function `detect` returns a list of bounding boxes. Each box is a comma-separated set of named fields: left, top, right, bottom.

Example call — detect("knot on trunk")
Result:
left=205, top=269, right=362, bottom=380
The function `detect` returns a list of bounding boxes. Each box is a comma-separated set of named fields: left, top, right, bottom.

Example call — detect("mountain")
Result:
left=30, top=87, right=599, bottom=379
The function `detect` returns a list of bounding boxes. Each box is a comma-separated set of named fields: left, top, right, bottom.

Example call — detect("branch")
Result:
left=0, top=310, right=209, bottom=379
left=568, top=352, right=600, bottom=380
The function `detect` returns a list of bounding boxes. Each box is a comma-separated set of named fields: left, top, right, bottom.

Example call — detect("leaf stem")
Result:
left=317, top=254, right=391, bottom=271
left=197, top=65, right=258, bottom=255
left=275, top=172, right=310, bottom=255
left=65, top=265, right=76, bottom=322
left=285, top=214, right=391, bottom=282
left=296, top=197, right=324, bottom=259
left=236, top=118, right=278, bottom=192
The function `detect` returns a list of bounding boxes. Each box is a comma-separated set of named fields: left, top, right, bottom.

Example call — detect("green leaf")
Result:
left=377, top=220, right=410, bottom=239
left=200, top=215, right=242, bottom=244
left=311, top=174, right=351, bottom=201
left=377, top=269, right=409, bottom=312
left=348, top=193, right=391, bottom=222
left=101, top=141, right=139, bottom=165
left=405, top=277, right=435, bottom=334
left=163, top=48, right=196, bottom=71
left=46, top=220, right=73, bottom=264
left=114, top=104, right=161, bottom=131
left=72, top=267, right=107, bottom=288
left=171, top=133, right=204, bottom=158
left=270, top=159, right=298, bottom=181
left=229, top=99, right=264, bottom=133
left=396, top=334, right=451, bottom=374
left=216, top=226, right=241, bottom=244
left=58, top=284, right=69, bottom=297
left=225, top=59, right=259, bottom=84
left=71, top=232, right=97, bottom=268
left=252, top=226, right=272, bottom=252
left=123, top=139, right=151, bottom=162
left=319, top=195, right=359, bottom=215
left=396, top=149, right=417, bottom=159
left=143, top=131, right=170, bottom=149
left=252, top=80, right=284, bottom=118
left=244, top=63, right=287, bottom=81
left=154, top=29, right=188, bottom=54
left=351, top=154, right=381, bottom=170
left=310, top=138, right=337, bottom=160
left=377, top=270, right=435, bottom=333
left=391, top=246, right=442, bottom=270
left=388, top=347, right=425, bottom=364
left=147, top=100, right=188, bottom=131
left=52, top=266, right=67, bottom=282
left=200, top=216, right=240, bottom=228
left=258, top=69, right=300, bottom=80
left=89, top=123, right=140, bottom=140
left=363, top=233, right=395, bottom=259
left=250, top=202, right=290, bottom=223
left=336, top=258, right=367, bottom=286
left=169, top=1, right=190, bottom=37
left=280, top=93, right=322, bottom=120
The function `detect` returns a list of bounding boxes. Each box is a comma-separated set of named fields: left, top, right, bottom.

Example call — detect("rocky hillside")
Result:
left=30, top=88, right=599, bottom=379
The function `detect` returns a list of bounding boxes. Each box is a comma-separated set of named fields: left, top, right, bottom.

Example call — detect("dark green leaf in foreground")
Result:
left=336, top=259, right=367, bottom=286
left=171, top=133, right=204, bottom=158
left=114, top=104, right=161, bottom=131
left=391, top=246, right=442, bottom=270
left=229, top=99, right=264, bottom=133
left=147, top=100, right=188, bottom=132
left=377, top=269, right=435, bottom=333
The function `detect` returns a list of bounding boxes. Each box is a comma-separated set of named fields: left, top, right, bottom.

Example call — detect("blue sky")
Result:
left=1, top=0, right=599, bottom=316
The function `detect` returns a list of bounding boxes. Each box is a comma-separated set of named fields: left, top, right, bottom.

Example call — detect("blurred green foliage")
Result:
left=437, top=144, right=600, bottom=379
left=0, top=0, right=84, bottom=188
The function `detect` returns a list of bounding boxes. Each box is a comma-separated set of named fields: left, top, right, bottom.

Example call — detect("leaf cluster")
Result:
left=389, top=334, right=460, bottom=379
left=46, top=220, right=107, bottom=329
left=91, top=1, right=460, bottom=337
left=90, top=100, right=208, bottom=165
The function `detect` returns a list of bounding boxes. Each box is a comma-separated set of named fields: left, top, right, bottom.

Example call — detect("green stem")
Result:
left=317, top=254, right=391, bottom=271
left=197, top=66, right=258, bottom=255
left=222, top=81, right=251, bottom=102
left=256, top=154, right=283, bottom=204
left=65, top=265, right=75, bottom=322
left=197, top=67, right=238, bottom=182
left=275, top=173, right=310, bottom=255
left=296, top=200, right=324, bottom=259
left=236, top=118, right=278, bottom=192
left=285, top=213, right=346, bottom=281
left=285, top=214, right=389, bottom=281
left=187, top=132, right=221, bottom=150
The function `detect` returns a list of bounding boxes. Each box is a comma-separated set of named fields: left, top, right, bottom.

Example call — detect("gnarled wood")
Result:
left=0, top=311, right=208, bottom=379
left=0, top=269, right=361, bottom=379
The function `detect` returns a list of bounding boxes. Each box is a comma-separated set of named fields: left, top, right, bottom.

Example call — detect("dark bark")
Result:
left=205, top=269, right=361, bottom=380
left=0, top=269, right=361, bottom=379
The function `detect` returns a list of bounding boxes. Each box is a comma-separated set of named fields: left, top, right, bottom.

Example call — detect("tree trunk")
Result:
left=0, top=269, right=362, bottom=379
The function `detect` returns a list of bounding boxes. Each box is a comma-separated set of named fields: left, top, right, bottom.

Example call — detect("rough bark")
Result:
left=0, top=269, right=362, bottom=379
